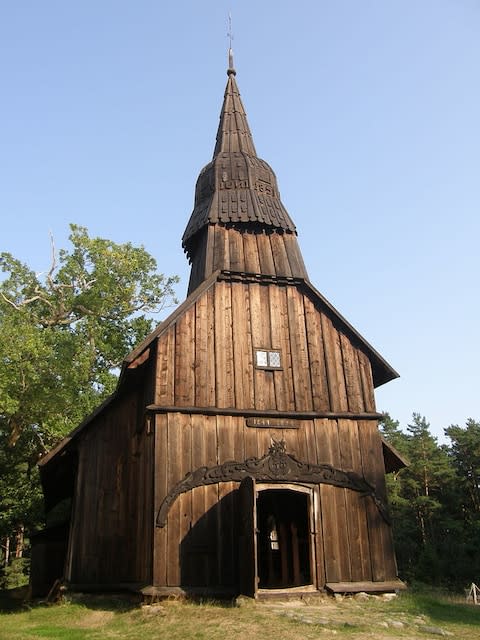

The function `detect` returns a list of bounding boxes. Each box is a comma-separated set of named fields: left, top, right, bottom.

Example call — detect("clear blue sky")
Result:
left=1, top=1, right=479, bottom=442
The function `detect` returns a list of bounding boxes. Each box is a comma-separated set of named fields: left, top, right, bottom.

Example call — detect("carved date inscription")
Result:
left=219, top=179, right=249, bottom=190
left=254, top=181, right=275, bottom=196
left=245, top=418, right=299, bottom=429
left=217, top=177, right=277, bottom=198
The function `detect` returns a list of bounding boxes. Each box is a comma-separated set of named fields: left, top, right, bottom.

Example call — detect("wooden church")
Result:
left=33, top=56, right=407, bottom=598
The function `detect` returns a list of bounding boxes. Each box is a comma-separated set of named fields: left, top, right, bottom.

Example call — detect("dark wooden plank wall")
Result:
left=69, top=385, right=154, bottom=586
left=153, top=413, right=396, bottom=589
left=188, top=226, right=307, bottom=293
left=155, top=280, right=376, bottom=414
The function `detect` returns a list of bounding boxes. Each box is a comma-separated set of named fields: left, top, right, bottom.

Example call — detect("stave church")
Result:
left=33, top=51, right=407, bottom=599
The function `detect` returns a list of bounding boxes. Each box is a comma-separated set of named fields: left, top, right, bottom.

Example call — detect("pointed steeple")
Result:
left=212, top=60, right=257, bottom=157
left=183, top=63, right=308, bottom=294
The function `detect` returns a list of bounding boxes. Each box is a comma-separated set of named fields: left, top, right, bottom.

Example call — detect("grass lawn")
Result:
left=1, top=589, right=480, bottom=639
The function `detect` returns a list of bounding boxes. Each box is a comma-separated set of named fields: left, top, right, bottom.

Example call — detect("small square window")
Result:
left=255, top=350, right=268, bottom=367
left=268, top=351, right=281, bottom=368
left=255, top=349, right=282, bottom=370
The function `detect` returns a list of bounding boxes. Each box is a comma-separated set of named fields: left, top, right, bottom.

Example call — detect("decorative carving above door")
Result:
left=157, top=440, right=390, bottom=527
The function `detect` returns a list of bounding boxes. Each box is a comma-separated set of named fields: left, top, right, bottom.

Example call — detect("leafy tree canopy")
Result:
left=0, top=225, right=179, bottom=563
left=0, top=224, right=179, bottom=452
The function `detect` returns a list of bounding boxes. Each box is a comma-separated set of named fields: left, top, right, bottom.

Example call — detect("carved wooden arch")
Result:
left=156, top=440, right=390, bottom=527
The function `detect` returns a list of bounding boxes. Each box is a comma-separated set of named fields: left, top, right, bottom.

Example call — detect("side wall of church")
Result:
left=67, top=381, right=155, bottom=586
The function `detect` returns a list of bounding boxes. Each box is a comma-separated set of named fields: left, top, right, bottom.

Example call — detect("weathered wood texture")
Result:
left=188, top=226, right=307, bottom=294
left=68, top=384, right=155, bottom=586
left=66, top=277, right=394, bottom=592
left=155, top=280, right=376, bottom=414
left=153, top=413, right=396, bottom=590
left=150, top=278, right=395, bottom=590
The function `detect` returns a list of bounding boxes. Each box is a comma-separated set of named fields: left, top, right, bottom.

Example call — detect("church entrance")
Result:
left=256, top=488, right=312, bottom=589
left=239, top=478, right=315, bottom=596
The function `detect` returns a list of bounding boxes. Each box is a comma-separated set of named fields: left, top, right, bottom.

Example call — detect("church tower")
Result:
left=183, top=58, right=307, bottom=294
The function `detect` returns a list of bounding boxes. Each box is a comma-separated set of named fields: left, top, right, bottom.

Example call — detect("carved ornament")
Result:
left=156, top=440, right=390, bottom=527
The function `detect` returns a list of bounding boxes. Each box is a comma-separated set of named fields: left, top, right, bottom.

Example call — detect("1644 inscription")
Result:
left=245, top=417, right=299, bottom=429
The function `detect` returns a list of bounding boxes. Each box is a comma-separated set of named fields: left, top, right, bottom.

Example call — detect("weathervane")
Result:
left=227, top=12, right=236, bottom=75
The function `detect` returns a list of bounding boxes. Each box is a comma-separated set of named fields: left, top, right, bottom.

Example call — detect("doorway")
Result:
left=256, top=488, right=312, bottom=588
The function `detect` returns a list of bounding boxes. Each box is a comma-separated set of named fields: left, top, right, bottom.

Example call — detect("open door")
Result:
left=239, top=476, right=258, bottom=598
left=256, top=488, right=312, bottom=589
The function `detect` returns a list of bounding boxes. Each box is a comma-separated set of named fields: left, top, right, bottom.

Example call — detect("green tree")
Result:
left=380, top=413, right=458, bottom=585
left=404, top=414, right=452, bottom=548
left=445, top=419, right=480, bottom=515
left=379, top=414, right=417, bottom=581
left=444, top=419, right=480, bottom=583
left=0, top=224, right=179, bottom=578
left=380, top=413, right=409, bottom=454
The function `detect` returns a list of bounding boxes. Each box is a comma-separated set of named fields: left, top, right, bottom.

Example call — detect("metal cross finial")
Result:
left=227, top=12, right=236, bottom=75
left=227, top=12, right=233, bottom=50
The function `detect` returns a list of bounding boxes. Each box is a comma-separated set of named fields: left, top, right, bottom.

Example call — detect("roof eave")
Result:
left=381, top=436, right=410, bottom=472
left=38, top=271, right=223, bottom=468
left=302, top=279, right=399, bottom=388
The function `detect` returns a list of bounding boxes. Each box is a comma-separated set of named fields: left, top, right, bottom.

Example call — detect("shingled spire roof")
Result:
left=212, top=62, right=257, bottom=157
left=182, top=62, right=298, bottom=259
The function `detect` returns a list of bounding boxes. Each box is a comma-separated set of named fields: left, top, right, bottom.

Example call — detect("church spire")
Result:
left=213, top=18, right=256, bottom=157
left=182, top=61, right=308, bottom=294
left=212, top=65, right=257, bottom=158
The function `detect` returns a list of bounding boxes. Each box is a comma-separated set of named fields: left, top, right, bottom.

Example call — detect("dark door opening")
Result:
left=257, top=489, right=311, bottom=588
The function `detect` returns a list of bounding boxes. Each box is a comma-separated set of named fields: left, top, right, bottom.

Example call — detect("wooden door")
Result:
left=239, top=476, right=258, bottom=598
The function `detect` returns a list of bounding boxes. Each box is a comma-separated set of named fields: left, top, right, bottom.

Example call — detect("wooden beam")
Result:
left=145, top=405, right=384, bottom=421
left=326, top=580, right=407, bottom=593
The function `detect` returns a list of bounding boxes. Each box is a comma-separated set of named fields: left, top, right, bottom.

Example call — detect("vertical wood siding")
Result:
left=71, top=278, right=394, bottom=592
left=155, top=280, right=376, bottom=413
left=150, top=278, right=394, bottom=589
left=187, top=226, right=308, bottom=294
left=153, top=414, right=396, bottom=589
left=70, top=385, right=154, bottom=586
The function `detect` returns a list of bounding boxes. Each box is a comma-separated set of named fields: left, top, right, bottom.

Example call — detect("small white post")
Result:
left=468, top=583, right=480, bottom=605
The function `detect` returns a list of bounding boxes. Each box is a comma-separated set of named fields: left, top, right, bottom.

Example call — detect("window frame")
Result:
left=254, top=348, right=283, bottom=371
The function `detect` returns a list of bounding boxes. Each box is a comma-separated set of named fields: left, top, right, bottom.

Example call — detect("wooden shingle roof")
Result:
left=212, top=67, right=257, bottom=157
left=182, top=69, right=297, bottom=257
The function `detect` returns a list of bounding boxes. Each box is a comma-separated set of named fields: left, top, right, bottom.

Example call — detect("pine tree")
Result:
left=444, top=419, right=480, bottom=583
left=381, top=413, right=458, bottom=585
left=445, top=419, right=480, bottom=514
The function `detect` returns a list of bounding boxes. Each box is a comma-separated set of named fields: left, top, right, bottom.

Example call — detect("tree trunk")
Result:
left=3, top=536, right=10, bottom=567
left=14, top=525, right=24, bottom=559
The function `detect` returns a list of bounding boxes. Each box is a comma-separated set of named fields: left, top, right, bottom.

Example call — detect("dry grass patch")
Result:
left=0, top=590, right=480, bottom=639
left=69, top=609, right=115, bottom=629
